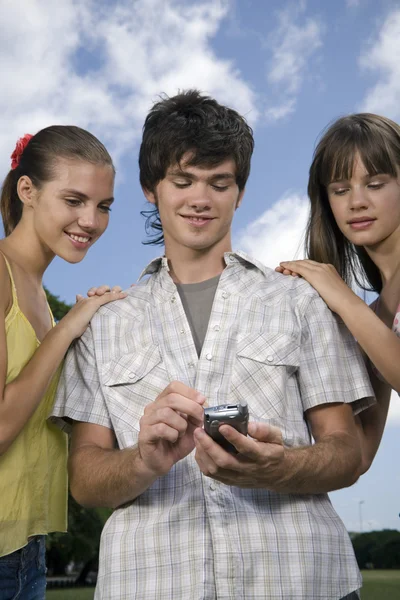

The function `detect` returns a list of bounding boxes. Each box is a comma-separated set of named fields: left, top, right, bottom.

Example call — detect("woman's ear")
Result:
left=17, top=175, right=36, bottom=207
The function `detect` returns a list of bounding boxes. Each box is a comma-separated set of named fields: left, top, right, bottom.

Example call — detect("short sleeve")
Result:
left=50, top=324, right=112, bottom=432
left=298, top=295, right=375, bottom=414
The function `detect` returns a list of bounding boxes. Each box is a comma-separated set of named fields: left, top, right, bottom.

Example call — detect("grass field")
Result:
left=47, top=589, right=94, bottom=600
left=361, top=569, right=400, bottom=599
left=46, top=570, right=400, bottom=599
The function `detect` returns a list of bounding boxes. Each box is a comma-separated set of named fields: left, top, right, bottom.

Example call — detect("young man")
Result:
left=52, top=91, right=373, bottom=599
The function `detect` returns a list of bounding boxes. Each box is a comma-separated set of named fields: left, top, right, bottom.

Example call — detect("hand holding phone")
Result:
left=204, top=400, right=249, bottom=453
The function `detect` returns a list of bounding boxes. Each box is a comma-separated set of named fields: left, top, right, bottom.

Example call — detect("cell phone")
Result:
left=204, top=400, right=249, bottom=453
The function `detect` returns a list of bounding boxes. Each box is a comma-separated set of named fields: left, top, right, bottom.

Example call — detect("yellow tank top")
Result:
left=0, top=253, right=68, bottom=557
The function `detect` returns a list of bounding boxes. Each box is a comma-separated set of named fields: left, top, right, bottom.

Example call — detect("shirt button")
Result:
left=209, top=483, right=216, bottom=491
left=128, top=372, right=135, bottom=378
left=229, top=255, right=235, bottom=262
left=180, top=329, right=185, bottom=334
left=267, top=355, right=274, bottom=362
left=221, top=291, right=229, bottom=299
left=213, top=325, right=220, bottom=332
left=206, top=353, right=213, bottom=361
left=188, top=362, right=195, bottom=368
left=171, top=296, right=176, bottom=303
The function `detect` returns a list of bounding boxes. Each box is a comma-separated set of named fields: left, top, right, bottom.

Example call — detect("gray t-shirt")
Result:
left=176, top=275, right=220, bottom=356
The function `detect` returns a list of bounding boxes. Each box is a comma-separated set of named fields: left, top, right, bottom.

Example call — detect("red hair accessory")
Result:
left=11, top=133, right=33, bottom=170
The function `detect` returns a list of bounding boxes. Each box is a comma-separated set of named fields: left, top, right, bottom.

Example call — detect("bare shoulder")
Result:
left=0, top=250, right=12, bottom=315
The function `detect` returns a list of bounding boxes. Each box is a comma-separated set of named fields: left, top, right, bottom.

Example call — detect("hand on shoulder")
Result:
left=57, top=288, right=127, bottom=340
left=276, top=259, right=359, bottom=314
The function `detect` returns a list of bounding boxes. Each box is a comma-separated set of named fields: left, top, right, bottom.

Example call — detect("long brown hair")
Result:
left=1, top=126, right=114, bottom=237
left=306, top=113, right=400, bottom=293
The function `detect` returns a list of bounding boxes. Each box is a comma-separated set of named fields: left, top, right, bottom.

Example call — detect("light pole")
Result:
left=359, top=500, right=365, bottom=533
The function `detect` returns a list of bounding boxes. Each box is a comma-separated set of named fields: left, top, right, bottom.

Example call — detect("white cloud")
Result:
left=359, top=9, right=400, bottom=119
left=265, top=98, right=296, bottom=122
left=265, top=6, right=323, bottom=122
left=0, top=0, right=257, bottom=170
left=346, top=0, right=360, bottom=8
left=236, top=192, right=309, bottom=268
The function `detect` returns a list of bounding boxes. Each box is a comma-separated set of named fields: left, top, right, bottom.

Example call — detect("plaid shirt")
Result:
left=52, top=252, right=374, bottom=600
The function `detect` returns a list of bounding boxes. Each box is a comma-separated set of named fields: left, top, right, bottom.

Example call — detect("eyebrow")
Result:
left=167, top=169, right=236, bottom=181
left=60, top=189, right=114, bottom=203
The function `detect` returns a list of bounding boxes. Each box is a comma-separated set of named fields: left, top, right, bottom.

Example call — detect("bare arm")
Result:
left=68, top=423, right=158, bottom=508
left=338, top=293, right=400, bottom=392
left=0, top=259, right=126, bottom=455
left=354, top=364, right=391, bottom=474
left=275, top=402, right=362, bottom=492
left=68, top=382, right=205, bottom=508
left=194, top=402, right=362, bottom=494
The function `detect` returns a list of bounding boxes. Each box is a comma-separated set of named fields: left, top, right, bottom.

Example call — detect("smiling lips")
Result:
left=65, top=231, right=92, bottom=249
left=181, top=215, right=214, bottom=227
left=347, top=217, right=376, bottom=230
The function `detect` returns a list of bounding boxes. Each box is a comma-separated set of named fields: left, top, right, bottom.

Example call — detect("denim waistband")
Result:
left=2, top=536, right=45, bottom=564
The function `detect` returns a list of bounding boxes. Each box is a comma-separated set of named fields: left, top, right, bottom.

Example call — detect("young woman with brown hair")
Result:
left=0, top=127, right=126, bottom=599
left=277, top=113, right=400, bottom=470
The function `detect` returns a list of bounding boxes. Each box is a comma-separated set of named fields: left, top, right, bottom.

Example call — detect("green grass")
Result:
left=46, top=588, right=94, bottom=600
left=361, top=570, right=400, bottom=599
left=46, top=571, right=400, bottom=599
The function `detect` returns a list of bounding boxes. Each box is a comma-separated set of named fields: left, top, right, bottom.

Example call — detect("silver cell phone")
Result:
left=204, top=400, right=249, bottom=453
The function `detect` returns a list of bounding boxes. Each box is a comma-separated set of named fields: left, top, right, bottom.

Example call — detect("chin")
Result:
left=349, top=235, right=383, bottom=248
left=58, top=250, right=88, bottom=264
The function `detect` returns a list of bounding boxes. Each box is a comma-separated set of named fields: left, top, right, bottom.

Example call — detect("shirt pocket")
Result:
left=100, top=344, right=167, bottom=443
left=230, top=331, right=301, bottom=439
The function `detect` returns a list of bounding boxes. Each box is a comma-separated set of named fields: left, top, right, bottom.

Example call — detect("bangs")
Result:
left=181, top=149, right=233, bottom=170
left=318, top=121, right=399, bottom=186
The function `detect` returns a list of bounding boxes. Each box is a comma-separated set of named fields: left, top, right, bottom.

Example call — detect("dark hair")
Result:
left=1, top=125, right=114, bottom=236
left=306, top=113, right=400, bottom=293
left=139, top=89, right=254, bottom=245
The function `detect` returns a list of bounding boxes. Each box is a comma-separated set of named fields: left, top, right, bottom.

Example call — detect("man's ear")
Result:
left=142, top=186, right=157, bottom=205
left=235, top=188, right=245, bottom=210
left=17, top=175, right=37, bottom=207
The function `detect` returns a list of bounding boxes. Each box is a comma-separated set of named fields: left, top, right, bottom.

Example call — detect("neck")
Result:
left=364, top=230, right=400, bottom=285
left=0, top=222, right=55, bottom=282
left=165, top=236, right=232, bottom=284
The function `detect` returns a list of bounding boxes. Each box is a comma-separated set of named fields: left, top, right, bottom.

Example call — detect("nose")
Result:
left=77, top=206, right=99, bottom=230
left=349, top=186, right=369, bottom=210
left=187, top=183, right=212, bottom=210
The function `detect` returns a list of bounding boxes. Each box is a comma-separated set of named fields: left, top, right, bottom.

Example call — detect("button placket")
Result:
left=162, top=287, right=198, bottom=383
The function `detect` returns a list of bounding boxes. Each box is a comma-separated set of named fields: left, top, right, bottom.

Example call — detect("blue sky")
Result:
left=1, top=0, right=400, bottom=531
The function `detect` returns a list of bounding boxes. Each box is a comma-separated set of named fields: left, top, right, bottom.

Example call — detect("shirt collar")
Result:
left=138, top=255, right=169, bottom=280
left=138, top=250, right=269, bottom=281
